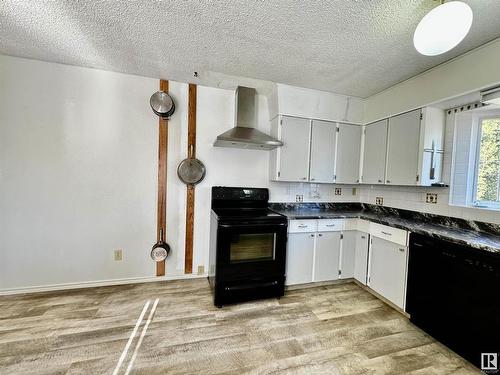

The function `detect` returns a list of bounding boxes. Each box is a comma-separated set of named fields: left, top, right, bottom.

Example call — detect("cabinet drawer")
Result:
left=317, top=219, right=344, bottom=232
left=369, top=223, right=408, bottom=246
left=289, top=220, right=317, bottom=233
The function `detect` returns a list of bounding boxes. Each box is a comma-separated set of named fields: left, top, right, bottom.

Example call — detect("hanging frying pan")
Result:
left=177, top=155, right=206, bottom=185
left=151, top=229, right=170, bottom=262
left=150, top=81, right=173, bottom=271
left=150, top=91, right=175, bottom=118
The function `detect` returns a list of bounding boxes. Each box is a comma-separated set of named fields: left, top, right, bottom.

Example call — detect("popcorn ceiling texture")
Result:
left=1, top=1, right=500, bottom=97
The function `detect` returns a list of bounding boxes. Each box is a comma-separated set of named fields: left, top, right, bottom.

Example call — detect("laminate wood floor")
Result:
left=0, top=279, right=479, bottom=374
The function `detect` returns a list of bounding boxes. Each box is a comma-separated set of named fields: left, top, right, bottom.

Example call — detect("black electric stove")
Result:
left=209, top=187, right=288, bottom=307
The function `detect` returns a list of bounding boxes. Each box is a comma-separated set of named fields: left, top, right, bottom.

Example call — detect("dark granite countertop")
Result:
left=269, top=204, right=500, bottom=255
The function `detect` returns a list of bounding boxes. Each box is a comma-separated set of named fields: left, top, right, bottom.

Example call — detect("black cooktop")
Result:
left=213, top=208, right=285, bottom=220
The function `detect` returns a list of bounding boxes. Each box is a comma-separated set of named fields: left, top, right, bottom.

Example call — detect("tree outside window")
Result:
left=474, top=118, right=500, bottom=207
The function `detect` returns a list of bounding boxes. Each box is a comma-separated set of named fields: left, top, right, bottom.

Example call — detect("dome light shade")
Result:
left=414, top=1, right=473, bottom=56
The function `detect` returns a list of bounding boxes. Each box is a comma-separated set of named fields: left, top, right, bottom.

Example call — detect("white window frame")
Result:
left=471, top=115, right=500, bottom=210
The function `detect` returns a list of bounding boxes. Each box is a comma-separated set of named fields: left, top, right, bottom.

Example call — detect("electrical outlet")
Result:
left=375, top=197, right=384, bottom=205
left=335, top=188, right=342, bottom=195
left=295, top=194, right=303, bottom=202
left=426, top=193, right=438, bottom=204
left=114, top=249, right=123, bottom=261
left=197, top=265, right=205, bottom=275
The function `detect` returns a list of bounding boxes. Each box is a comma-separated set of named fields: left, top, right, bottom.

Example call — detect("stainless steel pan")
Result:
left=177, top=157, right=206, bottom=185
left=151, top=229, right=170, bottom=262
left=150, top=91, right=175, bottom=118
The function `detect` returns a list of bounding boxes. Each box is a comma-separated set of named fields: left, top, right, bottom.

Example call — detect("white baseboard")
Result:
left=0, top=273, right=207, bottom=296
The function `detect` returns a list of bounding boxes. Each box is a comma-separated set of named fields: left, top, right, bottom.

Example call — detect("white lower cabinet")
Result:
left=339, top=231, right=356, bottom=279
left=286, top=232, right=315, bottom=285
left=286, top=219, right=409, bottom=309
left=313, top=232, right=341, bottom=282
left=353, top=231, right=370, bottom=284
left=368, top=236, right=408, bottom=309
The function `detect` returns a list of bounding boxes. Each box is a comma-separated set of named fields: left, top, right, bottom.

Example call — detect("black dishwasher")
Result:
left=406, top=233, right=500, bottom=369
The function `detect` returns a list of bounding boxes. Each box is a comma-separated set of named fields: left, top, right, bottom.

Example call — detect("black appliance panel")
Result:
left=406, top=233, right=500, bottom=369
left=212, top=186, right=269, bottom=209
left=209, top=186, right=288, bottom=307
left=216, top=221, right=287, bottom=281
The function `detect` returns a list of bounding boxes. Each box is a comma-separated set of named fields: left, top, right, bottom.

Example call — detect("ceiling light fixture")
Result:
left=414, top=1, right=473, bottom=56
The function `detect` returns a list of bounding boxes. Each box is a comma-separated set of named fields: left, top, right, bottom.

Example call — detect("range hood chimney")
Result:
left=213, top=86, right=283, bottom=150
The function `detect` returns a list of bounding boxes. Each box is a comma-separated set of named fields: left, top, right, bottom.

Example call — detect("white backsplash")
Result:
left=268, top=181, right=499, bottom=224
left=269, top=181, right=359, bottom=203
left=358, top=185, right=500, bottom=224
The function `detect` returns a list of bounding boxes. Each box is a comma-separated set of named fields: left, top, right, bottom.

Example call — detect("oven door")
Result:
left=216, top=221, right=287, bottom=281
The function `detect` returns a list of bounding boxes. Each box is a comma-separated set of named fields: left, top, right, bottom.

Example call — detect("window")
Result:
left=449, top=107, right=500, bottom=211
left=473, top=117, right=500, bottom=208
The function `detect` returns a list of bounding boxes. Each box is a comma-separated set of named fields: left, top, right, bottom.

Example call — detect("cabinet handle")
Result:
left=318, top=233, right=323, bottom=237
left=310, top=234, right=315, bottom=238
left=325, top=224, right=335, bottom=227
left=399, top=248, right=405, bottom=252
left=378, top=179, right=383, bottom=183
left=386, top=180, right=391, bottom=183
left=381, top=231, right=392, bottom=236
left=310, top=178, right=315, bottom=181
left=361, top=236, right=366, bottom=239
left=301, top=177, right=307, bottom=180
left=298, top=225, right=308, bottom=228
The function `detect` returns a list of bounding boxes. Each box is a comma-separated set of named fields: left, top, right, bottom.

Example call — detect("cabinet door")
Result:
left=386, top=109, right=421, bottom=185
left=354, top=232, right=369, bottom=284
left=278, top=116, right=311, bottom=182
left=362, top=120, right=388, bottom=184
left=368, top=236, right=408, bottom=309
left=309, top=120, right=336, bottom=183
left=314, top=232, right=341, bottom=282
left=286, top=232, right=315, bottom=285
left=340, top=231, right=356, bottom=279
left=336, top=123, right=362, bottom=184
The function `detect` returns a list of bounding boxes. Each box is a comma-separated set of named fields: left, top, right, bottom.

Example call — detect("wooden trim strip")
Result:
left=184, top=83, right=197, bottom=274
left=156, top=79, right=169, bottom=277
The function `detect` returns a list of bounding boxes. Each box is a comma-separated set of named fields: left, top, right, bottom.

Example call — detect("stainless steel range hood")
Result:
left=213, top=86, right=283, bottom=150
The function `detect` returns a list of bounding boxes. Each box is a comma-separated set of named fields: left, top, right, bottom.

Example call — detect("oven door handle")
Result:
left=219, top=223, right=287, bottom=228
left=224, top=280, right=279, bottom=292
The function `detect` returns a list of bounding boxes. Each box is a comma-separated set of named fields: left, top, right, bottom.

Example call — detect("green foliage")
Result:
left=476, top=118, right=500, bottom=203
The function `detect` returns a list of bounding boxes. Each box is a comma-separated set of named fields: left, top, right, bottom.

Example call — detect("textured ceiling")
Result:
left=1, top=1, right=500, bottom=98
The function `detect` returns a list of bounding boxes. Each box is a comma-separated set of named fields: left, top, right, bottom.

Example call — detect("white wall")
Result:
left=364, top=38, right=500, bottom=123
left=268, top=84, right=365, bottom=124
left=0, top=55, right=280, bottom=291
left=0, top=55, right=161, bottom=290
left=2, top=55, right=350, bottom=292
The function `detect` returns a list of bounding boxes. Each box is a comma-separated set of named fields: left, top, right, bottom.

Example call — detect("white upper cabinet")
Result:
left=270, top=104, right=444, bottom=186
left=335, top=123, right=362, bottom=184
left=310, top=120, right=336, bottom=183
left=418, top=107, right=446, bottom=186
left=270, top=116, right=311, bottom=182
left=362, top=119, right=388, bottom=184
left=386, top=109, right=422, bottom=185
